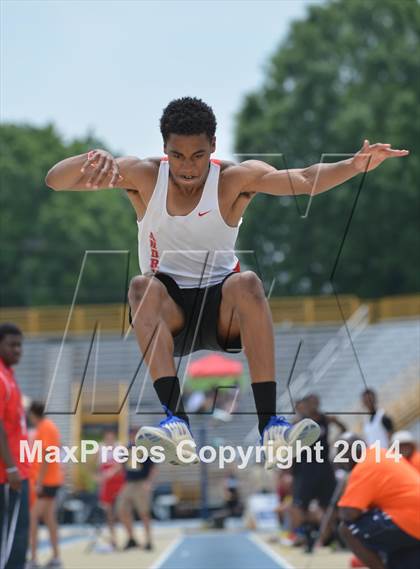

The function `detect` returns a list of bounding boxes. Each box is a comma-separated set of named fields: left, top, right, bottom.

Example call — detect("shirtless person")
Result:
left=45, top=97, right=408, bottom=468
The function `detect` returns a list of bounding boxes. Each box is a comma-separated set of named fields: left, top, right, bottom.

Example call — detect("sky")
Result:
left=1, top=0, right=319, bottom=159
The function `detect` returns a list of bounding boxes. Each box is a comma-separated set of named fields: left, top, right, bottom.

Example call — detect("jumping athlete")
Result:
left=45, top=97, right=409, bottom=468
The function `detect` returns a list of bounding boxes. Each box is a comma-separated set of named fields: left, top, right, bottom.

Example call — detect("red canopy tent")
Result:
left=187, top=354, right=244, bottom=390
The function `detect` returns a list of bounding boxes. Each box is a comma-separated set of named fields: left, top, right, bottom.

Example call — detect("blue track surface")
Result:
left=157, top=532, right=287, bottom=569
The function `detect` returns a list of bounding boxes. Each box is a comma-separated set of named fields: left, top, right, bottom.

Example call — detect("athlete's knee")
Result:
left=128, top=275, right=165, bottom=305
left=338, top=521, right=351, bottom=542
left=236, top=271, right=266, bottom=302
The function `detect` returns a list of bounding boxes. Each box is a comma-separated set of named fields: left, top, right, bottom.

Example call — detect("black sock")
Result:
left=153, top=376, right=190, bottom=425
left=251, top=381, right=277, bottom=435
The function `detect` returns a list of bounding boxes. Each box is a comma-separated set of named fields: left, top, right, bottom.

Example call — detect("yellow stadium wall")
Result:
left=0, top=294, right=419, bottom=335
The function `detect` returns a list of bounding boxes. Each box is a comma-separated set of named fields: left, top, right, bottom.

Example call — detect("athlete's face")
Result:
left=28, top=411, right=41, bottom=427
left=399, top=442, right=415, bottom=459
left=0, top=333, right=22, bottom=366
left=164, top=133, right=216, bottom=190
left=362, top=391, right=376, bottom=412
left=306, top=394, right=320, bottom=414
left=103, top=431, right=117, bottom=445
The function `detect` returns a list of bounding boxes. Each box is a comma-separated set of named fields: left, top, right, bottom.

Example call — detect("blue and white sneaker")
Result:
left=262, top=415, right=321, bottom=470
left=135, top=410, right=199, bottom=466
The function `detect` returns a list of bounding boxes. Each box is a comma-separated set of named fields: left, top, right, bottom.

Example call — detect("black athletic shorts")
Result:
left=38, top=485, right=61, bottom=499
left=129, top=271, right=242, bottom=357
left=345, top=509, right=420, bottom=569
left=293, top=465, right=336, bottom=510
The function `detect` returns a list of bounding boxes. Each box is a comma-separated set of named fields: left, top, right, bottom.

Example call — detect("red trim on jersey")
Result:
left=160, top=157, right=220, bottom=164
left=233, top=260, right=240, bottom=273
left=149, top=231, right=159, bottom=272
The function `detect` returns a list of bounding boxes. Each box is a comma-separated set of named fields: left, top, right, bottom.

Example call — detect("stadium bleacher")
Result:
left=13, top=312, right=419, bottom=509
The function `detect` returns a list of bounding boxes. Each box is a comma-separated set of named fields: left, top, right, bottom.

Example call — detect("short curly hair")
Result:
left=0, top=322, right=22, bottom=342
left=29, top=400, right=45, bottom=418
left=160, top=97, right=217, bottom=142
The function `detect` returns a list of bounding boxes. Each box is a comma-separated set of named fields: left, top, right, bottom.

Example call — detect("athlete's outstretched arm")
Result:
left=45, top=149, right=140, bottom=191
left=239, top=140, right=409, bottom=197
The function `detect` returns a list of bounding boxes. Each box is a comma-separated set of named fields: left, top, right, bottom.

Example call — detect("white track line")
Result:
left=150, top=535, right=184, bottom=569
left=247, top=533, right=295, bottom=569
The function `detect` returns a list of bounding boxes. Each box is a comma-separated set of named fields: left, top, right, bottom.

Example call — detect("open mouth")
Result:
left=178, top=175, right=199, bottom=184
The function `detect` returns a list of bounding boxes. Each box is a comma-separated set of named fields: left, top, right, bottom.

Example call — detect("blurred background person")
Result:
left=361, top=389, right=394, bottom=448
left=0, top=323, right=30, bottom=569
left=117, top=428, right=157, bottom=551
left=291, top=394, right=346, bottom=551
left=391, top=431, right=420, bottom=473
left=27, top=400, right=64, bottom=569
left=338, top=433, right=420, bottom=569
left=223, top=466, right=242, bottom=518
left=97, top=429, right=125, bottom=550
left=275, top=469, right=294, bottom=541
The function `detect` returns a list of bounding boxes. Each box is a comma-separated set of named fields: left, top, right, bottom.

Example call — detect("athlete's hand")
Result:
left=352, top=140, right=409, bottom=173
left=80, top=149, right=122, bottom=188
left=7, top=469, right=22, bottom=492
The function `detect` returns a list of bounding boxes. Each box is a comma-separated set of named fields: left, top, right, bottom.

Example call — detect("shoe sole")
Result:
left=135, top=426, right=199, bottom=466
left=265, top=419, right=321, bottom=470
left=287, top=418, right=321, bottom=453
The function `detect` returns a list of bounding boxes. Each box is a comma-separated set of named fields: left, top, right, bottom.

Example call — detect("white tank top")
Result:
left=137, top=158, right=242, bottom=288
left=363, top=409, right=390, bottom=448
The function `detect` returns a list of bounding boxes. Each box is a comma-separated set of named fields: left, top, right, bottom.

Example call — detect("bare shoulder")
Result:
left=116, top=156, right=160, bottom=195
left=218, top=159, right=275, bottom=195
left=217, top=159, right=237, bottom=171
left=234, top=159, right=276, bottom=177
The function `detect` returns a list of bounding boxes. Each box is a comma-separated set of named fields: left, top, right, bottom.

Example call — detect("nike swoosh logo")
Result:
left=198, top=210, right=212, bottom=217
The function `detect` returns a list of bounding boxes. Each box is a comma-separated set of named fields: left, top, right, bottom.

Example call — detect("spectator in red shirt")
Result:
left=0, top=323, right=30, bottom=569
left=98, top=430, right=125, bottom=550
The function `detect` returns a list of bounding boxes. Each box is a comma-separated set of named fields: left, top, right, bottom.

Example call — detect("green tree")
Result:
left=234, top=0, right=420, bottom=298
left=0, top=124, right=138, bottom=306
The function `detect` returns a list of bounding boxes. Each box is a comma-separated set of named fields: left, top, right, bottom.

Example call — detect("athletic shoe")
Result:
left=123, top=537, right=138, bottom=550
left=25, top=562, right=41, bottom=569
left=143, top=542, right=154, bottom=551
left=43, top=559, right=63, bottom=568
left=350, top=556, right=367, bottom=568
left=302, top=522, right=318, bottom=553
left=135, top=410, right=199, bottom=466
left=262, top=415, right=321, bottom=470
